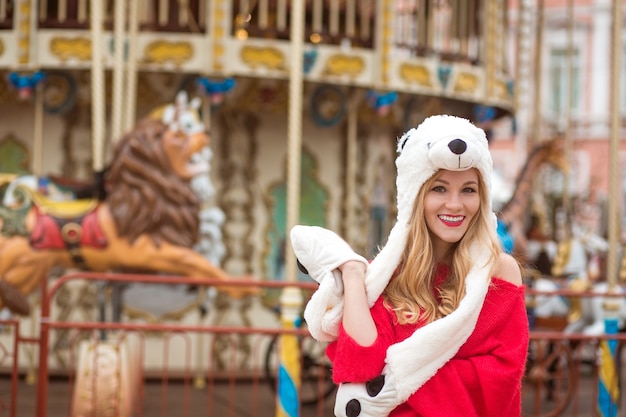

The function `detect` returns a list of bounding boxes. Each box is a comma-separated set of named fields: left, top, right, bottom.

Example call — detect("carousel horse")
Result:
left=2, top=174, right=97, bottom=206
left=0, top=91, right=251, bottom=316
left=529, top=225, right=626, bottom=335
left=496, top=137, right=568, bottom=259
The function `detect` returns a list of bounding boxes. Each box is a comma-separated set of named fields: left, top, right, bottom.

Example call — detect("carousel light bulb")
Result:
left=310, top=33, right=322, bottom=44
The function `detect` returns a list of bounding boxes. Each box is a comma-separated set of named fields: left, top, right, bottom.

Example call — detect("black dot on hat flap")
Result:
left=346, top=399, right=361, bottom=417
left=366, top=375, right=386, bottom=397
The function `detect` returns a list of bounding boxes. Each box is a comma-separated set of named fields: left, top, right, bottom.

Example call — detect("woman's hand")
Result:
left=339, top=260, right=367, bottom=283
left=339, top=260, right=377, bottom=346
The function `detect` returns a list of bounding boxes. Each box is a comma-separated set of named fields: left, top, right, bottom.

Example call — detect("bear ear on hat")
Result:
left=397, top=128, right=417, bottom=152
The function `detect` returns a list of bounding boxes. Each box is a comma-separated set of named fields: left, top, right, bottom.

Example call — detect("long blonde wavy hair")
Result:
left=383, top=169, right=502, bottom=325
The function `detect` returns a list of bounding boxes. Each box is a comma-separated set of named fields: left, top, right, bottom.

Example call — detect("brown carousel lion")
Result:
left=0, top=91, right=251, bottom=315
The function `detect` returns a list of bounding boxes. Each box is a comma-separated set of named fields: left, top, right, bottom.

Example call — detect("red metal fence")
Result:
left=1, top=273, right=626, bottom=416
left=3, top=272, right=333, bottom=417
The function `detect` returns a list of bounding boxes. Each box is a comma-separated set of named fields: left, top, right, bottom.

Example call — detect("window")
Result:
left=549, top=48, right=580, bottom=116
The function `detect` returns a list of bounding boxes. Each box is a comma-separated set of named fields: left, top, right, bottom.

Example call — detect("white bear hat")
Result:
left=364, top=114, right=495, bottom=305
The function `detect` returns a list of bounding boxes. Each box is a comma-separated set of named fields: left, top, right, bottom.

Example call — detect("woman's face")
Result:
left=423, top=169, right=481, bottom=258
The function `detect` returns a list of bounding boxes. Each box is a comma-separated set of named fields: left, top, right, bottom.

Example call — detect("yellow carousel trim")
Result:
left=50, top=37, right=92, bottom=62
left=453, top=71, right=479, bottom=94
left=240, top=45, right=286, bottom=71
left=399, top=63, right=433, bottom=87
left=143, top=40, right=193, bottom=66
left=19, top=185, right=98, bottom=218
left=322, top=54, right=365, bottom=78
left=0, top=173, right=18, bottom=186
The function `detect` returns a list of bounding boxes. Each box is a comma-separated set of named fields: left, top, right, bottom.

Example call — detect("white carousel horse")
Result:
left=2, top=174, right=88, bottom=207
left=528, top=226, right=626, bottom=335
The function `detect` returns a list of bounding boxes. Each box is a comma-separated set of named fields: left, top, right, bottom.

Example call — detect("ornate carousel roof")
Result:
left=0, top=0, right=515, bottom=125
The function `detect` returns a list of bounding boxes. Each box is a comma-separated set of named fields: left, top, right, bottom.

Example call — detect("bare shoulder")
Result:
left=493, top=252, right=523, bottom=286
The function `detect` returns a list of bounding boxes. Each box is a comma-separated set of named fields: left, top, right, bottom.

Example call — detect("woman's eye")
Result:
left=432, top=186, right=445, bottom=192
left=463, top=187, right=477, bottom=193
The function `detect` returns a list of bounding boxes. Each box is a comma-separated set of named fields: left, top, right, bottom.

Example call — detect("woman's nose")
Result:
left=444, top=193, right=463, bottom=209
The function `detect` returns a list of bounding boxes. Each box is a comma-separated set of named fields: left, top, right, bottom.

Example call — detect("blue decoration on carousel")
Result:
left=366, top=90, right=398, bottom=117
left=310, top=85, right=346, bottom=127
left=195, top=77, right=236, bottom=106
left=506, top=80, right=515, bottom=98
left=303, top=49, right=318, bottom=74
left=277, top=365, right=299, bottom=416
left=598, top=317, right=619, bottom=417
left=9, top=71, right=46, bottom=100
left=496, top=218, right=514, bottom=254
left=437, top=65, right=452, bottom=88
left=474, top=105, right=496, bottom=124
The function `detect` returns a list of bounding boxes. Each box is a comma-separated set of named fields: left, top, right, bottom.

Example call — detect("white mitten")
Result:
left=303, top=281, right=345, bottom=341
left=334, top=371, right=399, bottom=417
left=290, top=225, right=368, bottom=341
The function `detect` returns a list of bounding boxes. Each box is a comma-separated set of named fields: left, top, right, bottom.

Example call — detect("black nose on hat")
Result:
left=448, top=138, right=467, bottom=155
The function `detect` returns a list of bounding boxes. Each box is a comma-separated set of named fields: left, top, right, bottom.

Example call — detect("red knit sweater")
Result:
left=326, top=267, right=529, bottom=417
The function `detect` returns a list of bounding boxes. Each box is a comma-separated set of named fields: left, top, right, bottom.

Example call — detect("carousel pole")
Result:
left=89, top=0, right=106, bottom=340
left=193, top=0, right=215, bottom=392
left=343, top=92, right=358, bottom=242
left=27, top=59, right=44, bottom=390
left=529, top=0, right=544, bottom=148
left=111, top=0, right=127, bottom=142
left=598, top=0, right=623, bottom=416
left=22, top=0, right=42, bottom=388
left=108, top=0, right=130, bottom=325
left=32, top=82, right=44, bottom=176
left=123, top=0, right=139, bottom=132
left=12, top=0, right=43, bottom=175
left=277, top=1, right=305, bottom=416
left=90, top=0, right=105, bottom=173
left=561, top=0, right=574, bottom=219
left=513, top=0, right=532, bottom=152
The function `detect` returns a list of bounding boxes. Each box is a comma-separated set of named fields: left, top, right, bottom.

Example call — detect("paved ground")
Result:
left=2, top=375, right=335, bottom=417
left=1, top=374, right=608, bottom=417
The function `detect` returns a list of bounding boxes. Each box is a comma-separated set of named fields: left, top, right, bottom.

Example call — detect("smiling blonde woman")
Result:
left=291, top=115, right=529, bottom=417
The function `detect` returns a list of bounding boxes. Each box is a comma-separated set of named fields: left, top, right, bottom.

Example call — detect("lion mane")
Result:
left=106, top=117, right=200, bottom=248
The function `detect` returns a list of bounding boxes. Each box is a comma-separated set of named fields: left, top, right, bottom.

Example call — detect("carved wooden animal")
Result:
left=0, top=92, right=250, bottom=315
left=497, top=137, right=568, bottom=259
